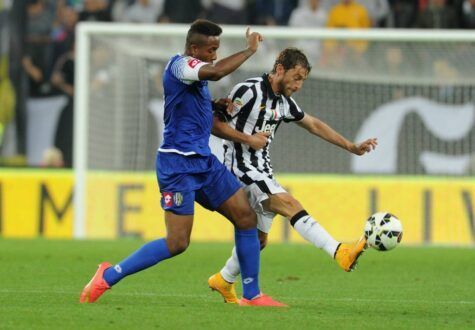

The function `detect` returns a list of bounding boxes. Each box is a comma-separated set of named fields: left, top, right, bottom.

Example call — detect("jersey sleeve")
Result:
left=169, top=56, right=208, bottom=84
left=227, top=83, right=255, bottom=118
left=283, top=97, right=305, bottom=122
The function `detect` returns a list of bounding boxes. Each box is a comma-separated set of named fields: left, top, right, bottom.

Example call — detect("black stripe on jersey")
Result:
left=261, top=144, right=271, bottom=175
left=223, top=144, right=230, bottom=167
left=250, top=80, right=268, bottom=168
left=283, top=97, right=304, bottom=122
left=232, top=85, right=251, bottom=101
left=260, top=96, right=279, bottom=175
left=234, top=84, right=258, bottom=174
left=240, top=174, right=272, bottom=194
left=254, top=179, right=272, bottom=194
left=240, top=173, right=254, bottom=185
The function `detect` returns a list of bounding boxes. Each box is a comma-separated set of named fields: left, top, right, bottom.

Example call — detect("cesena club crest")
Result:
left=173, top=192, right=183, bottom=206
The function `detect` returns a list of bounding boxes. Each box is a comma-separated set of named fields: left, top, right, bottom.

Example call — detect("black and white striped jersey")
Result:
left=223, top=74, right=305, bottom=181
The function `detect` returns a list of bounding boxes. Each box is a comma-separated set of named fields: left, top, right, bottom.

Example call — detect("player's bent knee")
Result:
left=166, top=237, right=190, bottom=256
left=233, top=207, right=257, bottom=230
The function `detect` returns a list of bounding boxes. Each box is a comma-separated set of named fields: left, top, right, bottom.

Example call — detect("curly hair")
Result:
left=271, top=48, right=312, bottom=74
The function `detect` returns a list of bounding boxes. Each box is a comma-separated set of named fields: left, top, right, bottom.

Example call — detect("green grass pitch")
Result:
left=0, top=239, right=474, bottom=329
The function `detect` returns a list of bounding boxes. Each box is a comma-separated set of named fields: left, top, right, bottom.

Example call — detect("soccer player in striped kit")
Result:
left=208, top=47, right=378, bottom=303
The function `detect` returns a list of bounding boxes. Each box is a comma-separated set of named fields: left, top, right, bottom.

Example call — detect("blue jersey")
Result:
left=159, top=54, right=212, bottom=156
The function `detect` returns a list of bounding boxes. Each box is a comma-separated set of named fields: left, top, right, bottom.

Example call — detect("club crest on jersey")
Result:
left=173, top=192, right=183, bottom=206
left=187, top=58, right=201, bottom=68
left=162, top=192, right=173, bottom=207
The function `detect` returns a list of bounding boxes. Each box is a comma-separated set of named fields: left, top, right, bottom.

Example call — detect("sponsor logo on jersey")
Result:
left=173, top=192, right=183, bottom=206
left=256, top=119, right=278, bottom=134
left=163, top=192, right=173, bottom=207
left=187, top=58, right=201, bottom=68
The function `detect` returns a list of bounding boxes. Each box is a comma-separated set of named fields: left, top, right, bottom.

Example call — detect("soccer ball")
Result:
left=364, top=212, right=403, bottom=251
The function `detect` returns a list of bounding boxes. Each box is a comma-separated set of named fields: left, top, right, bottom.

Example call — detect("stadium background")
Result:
left=0, top=0, right=475, bottom=247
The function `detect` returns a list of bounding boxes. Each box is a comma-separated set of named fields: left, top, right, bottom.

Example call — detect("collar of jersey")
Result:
left=262, top=73, right=282, bottom=101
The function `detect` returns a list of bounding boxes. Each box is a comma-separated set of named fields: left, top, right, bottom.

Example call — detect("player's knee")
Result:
left=166, top=237, right=190, bottom=256
left=233, top=206, right=257, bottom=230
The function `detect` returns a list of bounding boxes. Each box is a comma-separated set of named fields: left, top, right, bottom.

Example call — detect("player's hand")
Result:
left=245, top=27, right=263, bottom=53
left=351, top=138, right=378, bottom=155
left=31, top=67, right=43, bottom=82
left=212, top=98, right=231, bottom=122
left=247, top=132, right=270, bottom=150
left=212, top=98, right=231, bottom=112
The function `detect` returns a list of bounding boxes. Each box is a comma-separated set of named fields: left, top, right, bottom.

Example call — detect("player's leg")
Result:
left=201, top=155, right=285, bottom=306
left=214, top=176, right=284, bottom=289
left=79, top=211, right=193, bottom=303
left=100, top=182, right=196, bottom=288
left=217, top=222, right=269, bottom=284
left=220, top=180, right=276, bottom=276
left=80, top=152, right=195, bottom=303
left=209, top=226, right=269, bottom=303
left=102, top=211, right=193, bottom=286
left=262, top=192, right=339, bottom=257
left=217, top=190, right=285, bottom=306
left=209, top=175, right=277, bottom=303
left=263, top=192, right=366, bottom=272
left=215, top=188, right=261, bottom=301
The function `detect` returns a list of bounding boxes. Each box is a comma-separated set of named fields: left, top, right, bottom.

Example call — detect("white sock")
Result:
left=220, top=247, right=241, bottom=283
left=292, top=211, right=339, bottom=257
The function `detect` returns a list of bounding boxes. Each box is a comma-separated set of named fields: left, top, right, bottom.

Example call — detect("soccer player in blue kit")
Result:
left=80, top=19, right=286, bottom=307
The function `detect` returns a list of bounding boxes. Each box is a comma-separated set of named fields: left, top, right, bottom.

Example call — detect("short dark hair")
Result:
left=271, top=48, right=312, bottom=74
left=186, top=19, right=222, bottom=47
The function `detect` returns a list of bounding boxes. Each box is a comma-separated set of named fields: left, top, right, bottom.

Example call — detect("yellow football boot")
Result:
left=335, top=236, right=367, bottom=272
left=208, top=272, right=238, bottom=304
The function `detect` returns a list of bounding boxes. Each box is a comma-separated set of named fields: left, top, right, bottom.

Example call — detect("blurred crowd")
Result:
left=25, top=0, right=475, bottom=32
left=1, top=0, right=475, bottom=168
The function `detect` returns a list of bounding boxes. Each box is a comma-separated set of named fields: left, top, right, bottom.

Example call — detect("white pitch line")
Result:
left=0, top=289, right=473, bottom=305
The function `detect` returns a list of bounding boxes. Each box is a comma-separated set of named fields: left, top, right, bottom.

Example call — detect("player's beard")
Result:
left=277, top=80, right=291, bottom=97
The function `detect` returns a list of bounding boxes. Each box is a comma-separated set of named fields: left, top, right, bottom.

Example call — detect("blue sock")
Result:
left=103, top=238, right=172, bottom=286
left=234, top=228, right=260, bottom=300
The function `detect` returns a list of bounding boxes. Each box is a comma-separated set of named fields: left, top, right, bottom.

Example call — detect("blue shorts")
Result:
left=156, top=152, right=241, bottom=215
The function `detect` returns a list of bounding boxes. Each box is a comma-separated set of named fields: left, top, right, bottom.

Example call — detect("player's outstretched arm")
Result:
left=199, top=27, right=263, bottom=81
left=212, top=115, right=270, bottom=150
left=297, top=114, right=377, bottom=155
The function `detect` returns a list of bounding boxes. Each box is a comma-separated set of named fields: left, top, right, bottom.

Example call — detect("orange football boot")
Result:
left=79, top=262, right=112, bottom=303
left=208, top=272, right=239, bottom=304
left=239, top=294, right=287, bottom=307
left=334, top=235, right=367, bottom=272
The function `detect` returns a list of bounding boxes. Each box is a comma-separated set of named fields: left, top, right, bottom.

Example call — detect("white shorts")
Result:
left=240, top=171, right=287, bottom=234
